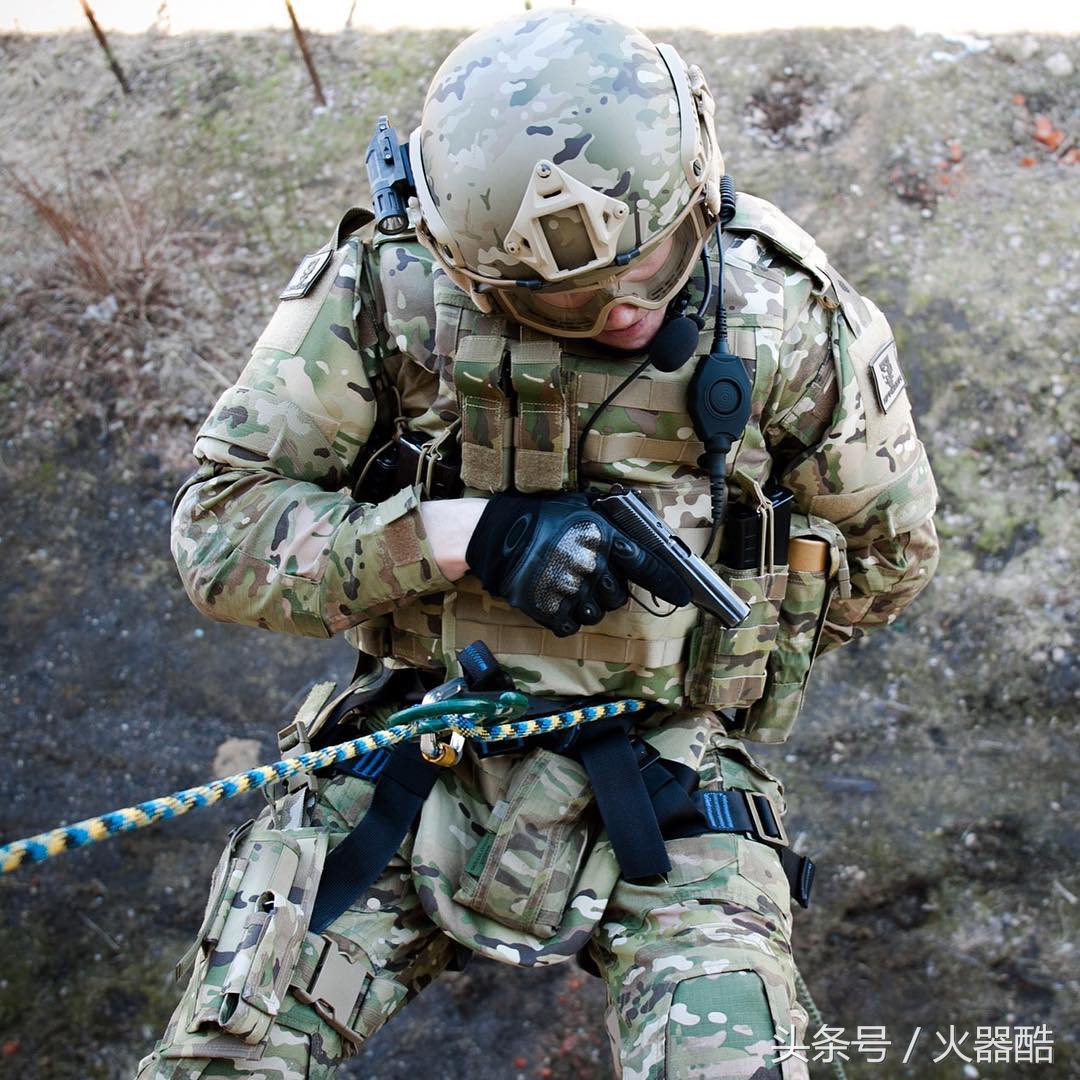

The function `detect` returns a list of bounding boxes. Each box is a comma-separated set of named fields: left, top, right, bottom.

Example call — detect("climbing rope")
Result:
left=795, top=968, right=847, bottom=1080
left=0, top=693, right=647, bottom=875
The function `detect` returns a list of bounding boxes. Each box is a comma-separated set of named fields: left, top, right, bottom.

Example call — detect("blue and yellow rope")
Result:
left=0, top=694, right=646, bottom=874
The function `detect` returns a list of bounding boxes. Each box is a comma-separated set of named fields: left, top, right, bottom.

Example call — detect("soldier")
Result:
left=142, top=10, right=938, bottom=1079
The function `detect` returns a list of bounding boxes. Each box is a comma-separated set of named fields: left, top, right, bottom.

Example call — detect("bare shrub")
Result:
left=1, top=166, right=229, bottom=441
left=9, top=169, right=170, bottom=323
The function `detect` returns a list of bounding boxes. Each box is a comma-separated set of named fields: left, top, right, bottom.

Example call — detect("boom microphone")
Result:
left=647, top=314, right=701, bottom=373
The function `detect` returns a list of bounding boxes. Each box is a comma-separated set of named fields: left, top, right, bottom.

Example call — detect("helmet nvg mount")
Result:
left=408, top=9, right=725, bottom=337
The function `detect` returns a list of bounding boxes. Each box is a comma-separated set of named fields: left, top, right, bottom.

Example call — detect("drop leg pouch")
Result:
left=185, top=823, right=329, bottom=1045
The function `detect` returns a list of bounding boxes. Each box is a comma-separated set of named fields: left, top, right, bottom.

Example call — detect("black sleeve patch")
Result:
left=280, top=245, right=333, bottom=300
left=869, top=339, right=906, bottom=413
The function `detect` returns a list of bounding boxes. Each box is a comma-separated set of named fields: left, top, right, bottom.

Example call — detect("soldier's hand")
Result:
left=465, top=492, right=689, bottom=637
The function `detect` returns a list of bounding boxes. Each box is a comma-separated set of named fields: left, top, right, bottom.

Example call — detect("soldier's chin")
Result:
left=592, top=315, right=663, bottom=353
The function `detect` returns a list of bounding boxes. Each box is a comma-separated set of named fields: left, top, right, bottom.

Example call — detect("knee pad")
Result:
left=666, top=970, right=802, bottom=1079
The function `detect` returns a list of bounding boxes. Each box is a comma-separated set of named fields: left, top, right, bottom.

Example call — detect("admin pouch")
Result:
left=452, top=748, right=598, bottom=937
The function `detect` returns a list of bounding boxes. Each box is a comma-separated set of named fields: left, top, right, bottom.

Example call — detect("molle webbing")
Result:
left=575, top=371, right=690, bottom=412
left=574, top=364, right=704, bottom=469
left=451, top=576, right=695, bottom=667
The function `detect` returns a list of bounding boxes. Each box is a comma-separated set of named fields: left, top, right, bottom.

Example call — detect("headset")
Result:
left=575, top=176, right=751, bottom=541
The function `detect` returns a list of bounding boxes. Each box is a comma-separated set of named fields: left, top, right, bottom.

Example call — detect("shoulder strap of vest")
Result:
left=725, top=193, right=874, bottom=335
left=334, top=206, right=374, bottom=246
left=374, top=230, right=441, bottom=368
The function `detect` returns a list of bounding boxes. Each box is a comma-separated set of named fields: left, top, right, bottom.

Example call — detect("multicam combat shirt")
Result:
left=171, top=195, right=939, bottom=727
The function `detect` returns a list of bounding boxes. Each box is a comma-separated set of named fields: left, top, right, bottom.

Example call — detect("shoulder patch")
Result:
left=280, top=245, right=333, bottom=300
left=869, top=338, right=906, bottom=413
left=279, top=207, right=374, bottom=301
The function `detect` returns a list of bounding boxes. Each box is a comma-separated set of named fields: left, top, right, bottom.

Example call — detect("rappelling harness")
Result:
left=305, top=641, right=815, bottom=936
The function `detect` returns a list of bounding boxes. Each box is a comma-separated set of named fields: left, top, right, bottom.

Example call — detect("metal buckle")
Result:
left=422, top=677, right=469, bottom=705
left=295, top=938, right=366, bottom=1043
left=744, top=791, right=788, bottom=846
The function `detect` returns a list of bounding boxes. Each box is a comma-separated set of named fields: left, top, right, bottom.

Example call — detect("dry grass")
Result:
left=8, top=167, right=173, bottom=324
left=0, top=163, right=235, bottom=450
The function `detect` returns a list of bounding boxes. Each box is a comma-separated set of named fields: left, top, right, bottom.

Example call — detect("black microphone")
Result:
left=647, top=314, right=702, bottom=373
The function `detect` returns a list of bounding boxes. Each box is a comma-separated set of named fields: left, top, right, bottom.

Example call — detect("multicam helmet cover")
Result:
left=410, top=9, right=724, bottom=336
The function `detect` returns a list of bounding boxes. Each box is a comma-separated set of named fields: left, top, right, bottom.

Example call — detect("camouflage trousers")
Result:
left=136, top=713, right=809, bottom=1080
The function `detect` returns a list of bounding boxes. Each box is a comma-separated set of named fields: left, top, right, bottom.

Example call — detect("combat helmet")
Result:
left=409, top=9, right=725, bottom=337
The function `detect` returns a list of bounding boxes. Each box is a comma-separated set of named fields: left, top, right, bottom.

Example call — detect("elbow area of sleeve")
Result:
left=820, top=517, right=940, bottom=652
left=320, top=486, right=453, bottom=635
left=170, top=482, right=333, bottom=638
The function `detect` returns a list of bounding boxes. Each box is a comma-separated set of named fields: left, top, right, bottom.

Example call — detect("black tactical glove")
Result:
left=465, top=492, right=691, bottom=637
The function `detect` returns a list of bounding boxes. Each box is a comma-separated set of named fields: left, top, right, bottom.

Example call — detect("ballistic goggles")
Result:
left=482, top=205, right=709, bottom=338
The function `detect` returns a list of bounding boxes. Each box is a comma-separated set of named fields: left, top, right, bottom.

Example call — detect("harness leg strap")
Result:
left=694, top=788, right=815, bottom=908
left=309, top=743, right=442, bottom=934
left=576, top=719, right=671, bottom=881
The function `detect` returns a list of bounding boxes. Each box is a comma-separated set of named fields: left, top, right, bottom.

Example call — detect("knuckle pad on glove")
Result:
left=595, top=571, right=628, bottom=612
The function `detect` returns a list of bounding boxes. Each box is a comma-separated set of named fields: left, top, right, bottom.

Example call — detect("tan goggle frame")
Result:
left=490, top=204, right=710, bottom=337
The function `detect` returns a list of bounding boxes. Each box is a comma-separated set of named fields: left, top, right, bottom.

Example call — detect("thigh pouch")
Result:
left=165, top=820, right=384, bottom=1057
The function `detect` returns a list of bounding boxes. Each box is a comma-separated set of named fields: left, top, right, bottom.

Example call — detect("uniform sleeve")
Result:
left=764, top=267, right=939, bottom=653
left=170, top=237, right=453, bottom=638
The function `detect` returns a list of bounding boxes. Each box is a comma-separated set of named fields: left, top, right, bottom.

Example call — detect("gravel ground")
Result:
left=0, top=23, right=1077, bottom=1080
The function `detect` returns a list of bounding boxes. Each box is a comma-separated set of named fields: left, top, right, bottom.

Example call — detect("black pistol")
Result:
left=591, top=485, right=750, bottom=627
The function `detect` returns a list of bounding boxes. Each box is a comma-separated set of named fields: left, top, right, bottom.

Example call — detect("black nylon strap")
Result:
left=678, top=788, right=814, bottom=908
left=309, top=743, right=441, bottom=934
left=576, top=719, right=670, bottom=881
left=780, top=847, right=816, bottom=909
left=635, top=742, right=702, bottom=839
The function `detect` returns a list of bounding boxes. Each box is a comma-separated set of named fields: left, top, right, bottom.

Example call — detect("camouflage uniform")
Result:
left=141, top=14, right=938, bottom=1080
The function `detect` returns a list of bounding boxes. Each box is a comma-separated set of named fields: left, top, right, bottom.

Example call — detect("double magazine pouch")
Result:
left=452, top=317, right=573, bottom=494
